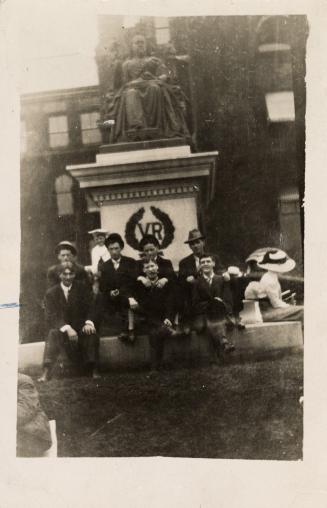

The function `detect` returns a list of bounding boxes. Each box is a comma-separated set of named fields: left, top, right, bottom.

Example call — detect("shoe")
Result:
left=92, top=368, right=101, bottom=379
left=222, top=342, right=235, bottom=353
left=127, top=331, right=136, bottom=344
left=221, top=339, right=235, bottom=353
left=118, top=332, right=129, bottom=342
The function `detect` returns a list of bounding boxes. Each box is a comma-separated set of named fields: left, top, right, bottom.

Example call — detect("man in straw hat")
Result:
left=47, top=241, right=90, bottom=289
left=244, top=249, right=303, bottom=323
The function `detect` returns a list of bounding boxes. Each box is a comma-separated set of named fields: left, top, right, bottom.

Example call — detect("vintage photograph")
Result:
left=18, top=9, right=306, bottom=459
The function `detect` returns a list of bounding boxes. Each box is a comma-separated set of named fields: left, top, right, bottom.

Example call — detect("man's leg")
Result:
left=38, top=329, right=65, bottom=382
left=79, top=332, right=100, bottom=378
left=148, top=326, right=167, bottom=371
left=207, top=319, right=235, bottom=359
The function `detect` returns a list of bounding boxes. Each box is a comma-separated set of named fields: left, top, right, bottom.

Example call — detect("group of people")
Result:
left=37, top=227, right=303, bottom=381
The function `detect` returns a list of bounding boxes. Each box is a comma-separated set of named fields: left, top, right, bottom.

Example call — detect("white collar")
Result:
left=202, top=272, right=214, bottom=283
left=61, top=282, right=72, bottom=293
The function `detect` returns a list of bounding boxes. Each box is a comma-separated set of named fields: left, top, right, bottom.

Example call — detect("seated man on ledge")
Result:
left=99, top=233, right=137, bottom=343
left=192, top=253, right=236, bottom=361
left=39, top=262, right=100, bottom=382
left=132, top=259, right=176, bottom=372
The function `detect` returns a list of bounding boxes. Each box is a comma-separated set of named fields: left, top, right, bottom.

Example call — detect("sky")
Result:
left=17, top=1, right=100, bottom=93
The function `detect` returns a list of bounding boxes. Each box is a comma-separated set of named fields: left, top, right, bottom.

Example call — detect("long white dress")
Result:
left=244, top=271, right=303, bottom=323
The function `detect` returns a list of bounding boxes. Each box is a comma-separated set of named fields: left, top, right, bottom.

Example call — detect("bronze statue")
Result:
left=104, top=35, right=190, bottom=143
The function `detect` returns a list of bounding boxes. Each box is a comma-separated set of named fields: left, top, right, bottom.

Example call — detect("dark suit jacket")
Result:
left=47, top=262, right=90, bottom=289
left=178, top=253, right=224, bottom=283
left=99, top=256, right=136, bottom=305
left=133, top=279, right=176, bottom=325
left=44, top=281, right=96, bottom=333
left=136, top=256, right=177, bottom=283
left=192, top=274, right=233, bottom=319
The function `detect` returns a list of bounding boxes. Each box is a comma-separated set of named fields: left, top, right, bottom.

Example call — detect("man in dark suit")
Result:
left=132, top=259, right=176, bottom=371
left=47, top=241, right=90, bottom=289
left=99, top=233, right=137, bottom=342
left=192, top=253, right=235, bottom=360
left=178, top=229, right=224, bottom=332
left=38, top=262, right=100, bottom=382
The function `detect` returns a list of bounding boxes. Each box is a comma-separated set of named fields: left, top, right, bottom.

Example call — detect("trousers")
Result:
left=193, top=315, right=227, bottom=351
left=43, top=329, right=99, bottom=368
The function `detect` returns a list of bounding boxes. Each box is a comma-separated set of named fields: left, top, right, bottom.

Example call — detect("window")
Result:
left=80, top=111, right=102, bottom=145
left=154, top=17, right=170, bottom=45
left=48, top=115, right=69, bottom=148
left=265, top=91, right=295, bottom=122
left=55, top=174, right=74, bottom=216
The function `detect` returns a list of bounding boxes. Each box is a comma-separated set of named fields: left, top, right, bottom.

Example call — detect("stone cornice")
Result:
left=90, top=183, right=199, bottom=205
left=67, top=152, right=217, bottom=190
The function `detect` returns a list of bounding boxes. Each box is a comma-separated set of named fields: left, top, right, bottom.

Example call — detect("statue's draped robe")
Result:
left=109, top=56, right=189, bottom=142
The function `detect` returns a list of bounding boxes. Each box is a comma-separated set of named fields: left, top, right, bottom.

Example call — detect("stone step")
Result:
left=18, top=321, right=303, bottom=375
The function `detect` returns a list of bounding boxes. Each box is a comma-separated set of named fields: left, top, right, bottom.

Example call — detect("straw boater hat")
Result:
left=88, top=229, right=108, bottom=237
left=184, top=229, right=205, bottom=244
left=257, top=249, right=296, bottom=273
left=55, top=241, right=77, bottom=256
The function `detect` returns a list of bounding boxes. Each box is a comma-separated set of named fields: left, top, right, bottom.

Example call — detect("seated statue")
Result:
left=105, top=34, right=190, bottom=143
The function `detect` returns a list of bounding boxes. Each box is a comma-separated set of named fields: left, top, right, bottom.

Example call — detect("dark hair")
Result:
left=199, top=252, right=214, bottom=261
left=57, top=261, right=76, bottom=275
left=139, top=234, right=160, bottom=251
left=106, top=233, right=124, bottom=249
left=142, top=258, right=158, bottom=268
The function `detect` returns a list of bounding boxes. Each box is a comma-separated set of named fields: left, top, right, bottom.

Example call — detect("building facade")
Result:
left=20, top=15, right=307, bottom=342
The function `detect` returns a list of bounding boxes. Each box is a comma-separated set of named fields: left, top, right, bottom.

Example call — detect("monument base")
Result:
left=18, top=322, right=303, bottom=375
left=67, top=139, right=218, bottom=268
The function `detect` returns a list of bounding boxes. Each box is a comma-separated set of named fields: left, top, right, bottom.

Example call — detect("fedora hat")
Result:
left=184, top=229, right=205, bottom=244
left=257, top=249, right=296, bottom=273
left=55, top=241, right=77, bottom=256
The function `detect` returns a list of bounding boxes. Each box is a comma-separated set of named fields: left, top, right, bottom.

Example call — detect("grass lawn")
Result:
left=36, top=353, right=303, bottom=460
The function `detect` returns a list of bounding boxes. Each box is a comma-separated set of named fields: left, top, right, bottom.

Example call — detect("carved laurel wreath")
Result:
left=124, top=205, right=175, bottom=250
left=125, top=207, right=145, bottom=250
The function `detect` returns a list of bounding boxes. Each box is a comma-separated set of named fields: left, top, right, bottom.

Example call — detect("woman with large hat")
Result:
left=244, top=249, right=303, bottom=323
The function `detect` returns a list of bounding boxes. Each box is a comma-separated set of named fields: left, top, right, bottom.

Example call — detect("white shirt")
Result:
left=60, top=283, right=72, bottom=301
left=90, top=245, right=110, bottom=274
left=112, top=258, right=121, bottom=270
left=194, top=255, right=200, bottom=271
left=245, top=271, right=289, bottom=309
left=202, top=272, right=214, bottom=286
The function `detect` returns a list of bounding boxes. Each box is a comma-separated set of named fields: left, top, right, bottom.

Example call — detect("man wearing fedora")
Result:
left=178, top=229, right=225, bottom=332
left=47, top=241, right=90, bottom=289
left=244, top=249, right=304, bottom=323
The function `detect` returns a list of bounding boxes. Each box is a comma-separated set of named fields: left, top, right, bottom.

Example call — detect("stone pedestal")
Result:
left=67, top=139, right=217, bottom=267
